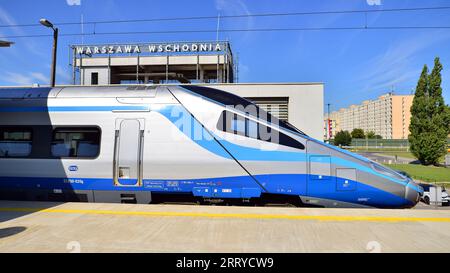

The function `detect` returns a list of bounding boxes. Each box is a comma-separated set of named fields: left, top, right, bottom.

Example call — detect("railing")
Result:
left=328, top=138, right=450, bottom=149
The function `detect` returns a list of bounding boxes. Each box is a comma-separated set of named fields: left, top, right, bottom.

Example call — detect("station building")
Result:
left=70, top=41, right=324, bottom=140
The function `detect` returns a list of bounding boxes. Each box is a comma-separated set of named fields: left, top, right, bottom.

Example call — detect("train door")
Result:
left=307, top=150, right=334, bottom=200
left=113, top=119, right=145, bottom=187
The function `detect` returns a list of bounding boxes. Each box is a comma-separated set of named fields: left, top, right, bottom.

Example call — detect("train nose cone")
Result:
left=404, top=180, right=422, bottom=208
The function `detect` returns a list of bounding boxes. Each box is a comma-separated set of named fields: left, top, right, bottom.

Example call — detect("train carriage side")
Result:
left=1, top=87, right=120, bottom=202
left=0, top=86, right=158, bottom=202
left=0, top=86, right=264, bottom=203
left=0, top=85, right=421, bottom=208
left=0, top=87, right=71, bottom=201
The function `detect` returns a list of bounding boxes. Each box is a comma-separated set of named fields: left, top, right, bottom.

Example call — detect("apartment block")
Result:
left=324, top=93, right=414, bottom=139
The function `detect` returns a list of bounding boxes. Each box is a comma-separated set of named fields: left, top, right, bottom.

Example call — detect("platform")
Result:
left=0, top=200, right=449, bottom=252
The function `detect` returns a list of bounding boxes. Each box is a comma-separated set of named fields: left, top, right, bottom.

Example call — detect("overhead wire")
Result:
left=0, top=6, right=449, bottom=28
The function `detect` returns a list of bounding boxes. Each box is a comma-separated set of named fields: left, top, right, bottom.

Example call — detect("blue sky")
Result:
left=0, top=0, right=449, bottom=111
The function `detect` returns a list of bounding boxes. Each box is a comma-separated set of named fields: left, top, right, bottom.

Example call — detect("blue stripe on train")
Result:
left=0, top=106, right=150, bottom=112
left=0, top=174, right=412, bottom=208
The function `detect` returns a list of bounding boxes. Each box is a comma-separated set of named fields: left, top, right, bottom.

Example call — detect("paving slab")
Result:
left=0, top=200, right=449, bottom=253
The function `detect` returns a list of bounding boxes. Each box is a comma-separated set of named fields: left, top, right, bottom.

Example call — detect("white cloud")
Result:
left=239, top=63, right=249, bottom=80
left=45, top=64, right=73, bottom=84
left=0, top=6, right=16, bottom=26
left=0, top=72, right=49, bottom=85
left=56, top=65, right=72, bottom=84
left=215, top=0, right=253, bottom=42
left=1, top=66, right=72, bottom=86
left=1, top=72, right=35, bottom=85
left=363, top=69, right=421, bottom=93
left=334, top=11, right=383, bottom=58
left=297, top=1, right=363, bottom=56
left=354, top=31, right=450, bottom=94
left=0, top=6, right=46, bottom=59
left=30, top=72, right=49, bottom=83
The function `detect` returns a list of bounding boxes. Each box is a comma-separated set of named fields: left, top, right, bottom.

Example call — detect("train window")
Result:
left=181, top=85, right=307, bottom=136
left=181, top=85, right=254, bottom=109
left=0, top=127, right=32, bottom=158
left=51, top=127, right=101, bottom=158
left=247, top=119, right=258, bottom=139
left=231, top=115, right=246, bottom=137
left=217, top=111, right=305, bottom=150
left=371, top=162, right=407, bottom=181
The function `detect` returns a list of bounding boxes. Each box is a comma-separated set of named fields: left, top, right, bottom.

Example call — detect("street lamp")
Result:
left=40, top=18, right=58, bottom=87
left=0, top=40, right=14, bottom=47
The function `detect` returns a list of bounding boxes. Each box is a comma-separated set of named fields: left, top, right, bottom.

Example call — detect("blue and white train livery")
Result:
left=0, top=85, right=422, bottom=208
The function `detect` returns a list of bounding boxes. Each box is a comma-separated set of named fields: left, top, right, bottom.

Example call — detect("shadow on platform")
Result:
left=0, top=226, right=26, bottom=239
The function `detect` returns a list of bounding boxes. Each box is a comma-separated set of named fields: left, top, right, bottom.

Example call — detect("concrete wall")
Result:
left=204, top=83, right=324, bottom=141
left=75, top=55, right=227, bottom=67
left=77, top=55, right=231, bottom=84
left=82, top=67, right=109, bottom=85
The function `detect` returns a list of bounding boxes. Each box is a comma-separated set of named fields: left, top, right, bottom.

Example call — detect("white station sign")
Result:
left=74, top=42, right=225, bottom=55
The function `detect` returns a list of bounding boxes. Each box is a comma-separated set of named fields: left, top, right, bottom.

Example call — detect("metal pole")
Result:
left=226, top=43, right=230, bottom=83
left=71, top=47, right=76, bottom=85
left=50, top=28, right=58, bottom=87
left=166, top=55, right=169, bottom=82
left=236, top=53, right=239, bottom=83
left=136, top=54, right=140, bottom=83
left=366, top=135, right=368, bottom=151
left=327, top=103, right=331, bottom=140
left=216, top=54, right=219, bottom=83
left=108, top=53, right=111, bottom=85
left=196, top=55, right=199, bottom=81
left=80, top=53, right=84, bottom=85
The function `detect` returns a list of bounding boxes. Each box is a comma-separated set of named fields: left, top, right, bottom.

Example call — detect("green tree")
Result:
left=334, top=130, right=352, bottom=147
left=409, top=57, right=450, bottom=165
left=351, top=128, right=365, bottom=139
left=366, top=131, right=376, bottom=139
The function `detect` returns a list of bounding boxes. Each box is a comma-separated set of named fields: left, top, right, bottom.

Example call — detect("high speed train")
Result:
left=0, top=85, right=422, bottom=208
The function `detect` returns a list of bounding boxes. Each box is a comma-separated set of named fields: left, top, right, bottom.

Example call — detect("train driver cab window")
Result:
left=217, top=111, right=304, bottom=150
left=51, top=127, right=101, bottom=158
left=0, top=127, right=32, bottom=158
